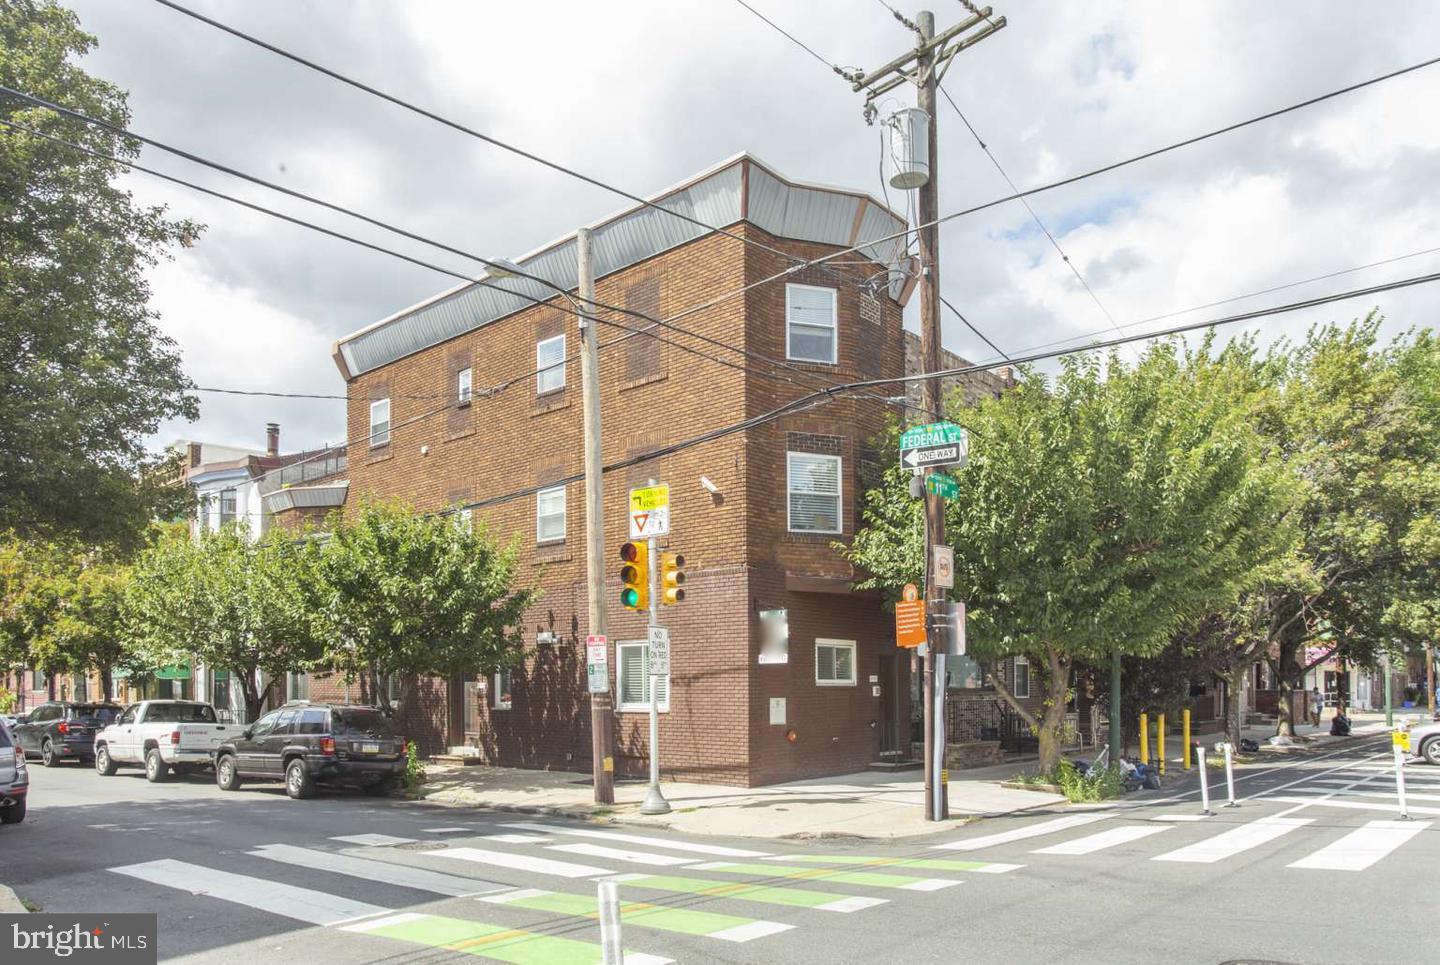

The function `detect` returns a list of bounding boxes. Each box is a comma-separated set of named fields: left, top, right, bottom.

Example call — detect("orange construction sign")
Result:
left=895, top=598, right=927, bottom=648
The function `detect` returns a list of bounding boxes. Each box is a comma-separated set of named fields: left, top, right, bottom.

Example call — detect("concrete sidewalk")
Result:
left=417, top=762, right=1067, bottom=841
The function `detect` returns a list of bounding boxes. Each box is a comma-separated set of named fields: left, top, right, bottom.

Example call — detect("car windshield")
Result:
left=333, top=709, right=399, bottom=738
left=72, top=705, right=122, bottom=723
left=145, top=703, right=217, bottom=723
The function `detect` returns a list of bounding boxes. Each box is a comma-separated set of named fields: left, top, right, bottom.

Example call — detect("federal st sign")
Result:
left=899, top=422, right=968, bottom=471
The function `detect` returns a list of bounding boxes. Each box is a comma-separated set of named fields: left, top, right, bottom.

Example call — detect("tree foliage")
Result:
left=1, top=0, right=200, bottom=548
left=848, top=343, right=1294, bottom=771
left=318, top=501, right=534, bottom=700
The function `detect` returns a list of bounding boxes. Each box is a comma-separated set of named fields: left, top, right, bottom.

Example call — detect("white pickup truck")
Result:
left=94, top=700, right=246, bottom=782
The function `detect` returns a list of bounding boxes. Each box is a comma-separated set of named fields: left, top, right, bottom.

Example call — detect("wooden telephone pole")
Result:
left=847, top=6, right=1004, bottom=821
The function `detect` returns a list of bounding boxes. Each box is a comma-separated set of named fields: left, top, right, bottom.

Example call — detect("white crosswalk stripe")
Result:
left=1270, top=795, right=1440, bottom=815
left=1287, top=820, right=1431, bottom=871
left=547, top=842, right=697, bottom=867
left=932, top=813, right=1109, bottom=851
left=249, top=843, right=504, bottom=897
left=1031, top=824, right=1170, bottom=855
left=434, top=846, right=614, bottom=878
left=111, top=858, right=389, bottom=925
left=501, top=822, right=771, bottom=857
left=1153, top=816, right=1312, bottom=864
left=330, top=833, right=415, bottom=847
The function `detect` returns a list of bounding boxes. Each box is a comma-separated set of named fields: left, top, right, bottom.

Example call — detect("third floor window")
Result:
left=536, top=334, right=565, bottom=394
left=786, top=283, right=837, bottom=364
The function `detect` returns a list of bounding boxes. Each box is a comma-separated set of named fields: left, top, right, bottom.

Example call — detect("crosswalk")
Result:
left=926, top=762, right=1440, bottom=874
left=106, top=820, right=1010, bottom=963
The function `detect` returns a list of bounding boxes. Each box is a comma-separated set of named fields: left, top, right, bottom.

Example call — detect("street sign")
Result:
left=899, top=422, right=968, bottom=471
left=925, top=471, right=959, bottom=500
left=932, top=545, right=954, bottom=589
left=647, top=625, right=671, bottom=675
left=1393, top=730, right=1411, bottom=752
left=895, top=584, right=926, bottom=649
left=629, top=484, right=671, bottom=539
left=585, top=634, right=609, bottom=694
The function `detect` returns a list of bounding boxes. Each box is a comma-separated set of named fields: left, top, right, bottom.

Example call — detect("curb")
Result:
left=0, top=884, right=27, bottom=913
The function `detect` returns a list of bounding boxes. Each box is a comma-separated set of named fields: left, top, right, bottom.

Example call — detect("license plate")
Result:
left=361, top=743, right=380, bottom=754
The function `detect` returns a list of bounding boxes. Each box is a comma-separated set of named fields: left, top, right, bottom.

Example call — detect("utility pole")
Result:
left=1426, top=642, right=1435, bottom=717
left=847, top=6, right=1004, bottom=822
left=1384, top=648, right=1394, bottom=728
left=577, top=227, right=614, bottom=805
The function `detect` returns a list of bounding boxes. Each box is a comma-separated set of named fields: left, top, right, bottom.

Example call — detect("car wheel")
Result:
left=285, top=759, right=315, bottom=800
left=363, top=777, right=397, bottom=797
left=144, top=748, right=169, bottom=783
left=0, top=799, right=25, bottom=824
left=1424, top=738, right=1440, bottom=767
left=41, top=739, right=58, bottom=767
left=95, top=745, right=118, bottom=776
left=215, top=754, right=241, bottom=791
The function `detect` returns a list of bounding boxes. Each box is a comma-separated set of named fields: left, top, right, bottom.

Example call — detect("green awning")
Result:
left=155, top=664, right=191, bottom=680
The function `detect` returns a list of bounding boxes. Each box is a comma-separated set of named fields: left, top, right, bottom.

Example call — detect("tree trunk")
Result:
left=239, top=669, right=265, bottom=723
left=1274, top=638, right=1302, bottom=738
left=100, top=666, right=113, bottom=702
left=1224, top=671, right=1245, bottom=745
left=1034, top=646, right=1072, bottom=775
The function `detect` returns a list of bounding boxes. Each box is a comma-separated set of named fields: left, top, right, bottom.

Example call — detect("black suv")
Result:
left=11, top=702, right=123, bottom=766
left=213, top=702, right=407, bottom=799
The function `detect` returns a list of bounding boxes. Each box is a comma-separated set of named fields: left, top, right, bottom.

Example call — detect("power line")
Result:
left=147, top=0, right=807, bottom=268
left=939, top=294, right=1010, bottom=360
left=729, top=0, right=855, bottom=78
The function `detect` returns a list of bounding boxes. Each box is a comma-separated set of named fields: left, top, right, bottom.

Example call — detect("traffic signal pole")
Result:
left=577, top=226, right=615, bottom=805
left=640, top=530, right=671, bottom=815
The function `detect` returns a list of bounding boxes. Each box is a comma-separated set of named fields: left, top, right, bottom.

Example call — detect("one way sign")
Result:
left=898, top=422, right=968, bottom=471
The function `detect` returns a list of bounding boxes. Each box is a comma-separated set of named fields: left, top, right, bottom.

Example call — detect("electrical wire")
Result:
left=147, top=0, right=808, bottom=268
left=730, top=0, right=855, bottom=79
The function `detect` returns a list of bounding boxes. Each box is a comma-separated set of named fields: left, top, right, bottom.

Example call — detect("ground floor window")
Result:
left=491, top=670, right=512, bottom=710
left=617, top=642, right=668, bottom=711
left=72, top=674, right=88, bottom=702
left=287, top=672, right=309, bottom=701
left=815, top=639, right=857, bottom=686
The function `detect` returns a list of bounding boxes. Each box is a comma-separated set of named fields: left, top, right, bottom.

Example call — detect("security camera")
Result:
left=699, top=476, right=720, bottom=495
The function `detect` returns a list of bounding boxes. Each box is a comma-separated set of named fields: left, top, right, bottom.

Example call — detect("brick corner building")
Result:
left=329, top=153, right=1005, bottom=786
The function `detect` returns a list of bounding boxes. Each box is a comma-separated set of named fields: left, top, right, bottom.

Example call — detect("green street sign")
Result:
left=925, top=472, right=959, bottom=499
left=899, top=421, right=968, bottom=470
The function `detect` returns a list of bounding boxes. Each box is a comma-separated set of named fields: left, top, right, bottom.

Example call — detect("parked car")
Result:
left=94, top=700, right=247, bottom=782
left=0, top=717, right=28, bottom=824
left=213, top=702, right=407, bottom=800
left=10, top=702, right=122, bottom=766
left=1407, top=716, right=1440, bottom=765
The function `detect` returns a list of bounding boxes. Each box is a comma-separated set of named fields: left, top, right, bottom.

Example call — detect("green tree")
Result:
left=848, top=344, right=1294, bottom=772
left=0, top=535, right=69, bottom=683
left=318, top=501, right=534, bottom=707
left=124, top=527, right=327, bottom=720
left=1, top=0, right=200, bottom=549
left=44, top=560, right=130, bottom=700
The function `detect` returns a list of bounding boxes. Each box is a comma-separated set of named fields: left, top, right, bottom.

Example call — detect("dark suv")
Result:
left=213, top=702, right=407, bottom=799
left=11, top=702, right=123, bottom=766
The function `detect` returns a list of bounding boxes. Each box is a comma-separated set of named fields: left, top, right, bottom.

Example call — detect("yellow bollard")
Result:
left=1158, top=713, right=1166, bottom=775
left=1183, top=708, right=1192, bottom=770
left=1139, top=713, right=1149, bottom=765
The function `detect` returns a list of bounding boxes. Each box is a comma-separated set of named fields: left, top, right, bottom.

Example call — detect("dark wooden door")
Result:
left=878, top=654, right=901, bottom=757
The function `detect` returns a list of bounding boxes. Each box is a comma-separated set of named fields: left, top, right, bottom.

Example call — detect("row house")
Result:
left=306, top=153, right=1022, bottom=786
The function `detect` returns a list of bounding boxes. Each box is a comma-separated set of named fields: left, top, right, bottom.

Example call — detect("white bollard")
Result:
left=1394, top=743, right=1410, bottom=821
left=1197, top=745, right=1212, bottom=816
left=598, top=879, right=623, bottom=965
left=1222, top=741, right=1239, bottom=808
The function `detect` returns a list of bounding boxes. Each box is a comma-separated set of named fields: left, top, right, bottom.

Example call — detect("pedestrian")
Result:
left=1310, top=686, right=1322, bottom=728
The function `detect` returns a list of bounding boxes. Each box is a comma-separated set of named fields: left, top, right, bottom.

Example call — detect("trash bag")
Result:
left=1329, top=714, right=1351, bottom=736
left=1239, top=738, right=1260, bottom=753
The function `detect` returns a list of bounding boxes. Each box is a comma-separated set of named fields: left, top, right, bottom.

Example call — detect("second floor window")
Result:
left=369, top=398, right=391, bottom=447
left=536, top=485, right=566, bottom=544
left=787, top=452, right=842, bottom=534
left=457, top=367, right=473, bottom=405
left=786, top=283, right=837, bottom=364
left=536, top=334, right=565, bottom=394
left=219, top=489, right=237, bottom=526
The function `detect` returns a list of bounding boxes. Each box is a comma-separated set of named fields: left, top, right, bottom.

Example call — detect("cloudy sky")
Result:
left=59, top=0, right=1440, bottom=454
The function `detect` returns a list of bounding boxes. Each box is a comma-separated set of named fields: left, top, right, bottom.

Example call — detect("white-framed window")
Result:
left=491, top=669, right=512, bottom=710
left=369, top=398, right=391, bottom=447
left=286, top=672, right=309, bottom=701
left=815, top=639, right=857, bottom=686
left=536, top=485, right=566, bottom=544
left=219, top=489, right=237, bottom=526
left=1013, top=656, right=1031, bottom=699
left=456, top=507, right=473, bottom=533
left=617, top=641, right=669, bottom=712
left=536, top=334, right=566, bottom=394
left=787, top=452, right=842, bottom=534
left=457, top=367, right=473, bottom=406
left=786, top=283, right=838, bottom=364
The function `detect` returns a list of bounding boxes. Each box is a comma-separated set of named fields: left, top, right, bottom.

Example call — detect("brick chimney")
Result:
left=266, top=422, right=280, bottom=457
left=188, top=442, right=202, bottom=467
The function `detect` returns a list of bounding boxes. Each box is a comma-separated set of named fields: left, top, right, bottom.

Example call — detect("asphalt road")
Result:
left=2, top=736, right=1434, bottom=964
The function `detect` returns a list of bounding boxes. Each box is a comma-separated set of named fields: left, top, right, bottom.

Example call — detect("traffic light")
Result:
left=659, top=552, right=686, bottom=605
left=618, top=541, right=648, bottom=610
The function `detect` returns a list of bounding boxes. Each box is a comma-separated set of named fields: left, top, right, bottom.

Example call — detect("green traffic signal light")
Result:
left=620, top=587, right=641, bottom=608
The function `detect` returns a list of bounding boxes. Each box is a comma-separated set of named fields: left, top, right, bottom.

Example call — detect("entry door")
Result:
left=877, top=654, right=901, bottom=757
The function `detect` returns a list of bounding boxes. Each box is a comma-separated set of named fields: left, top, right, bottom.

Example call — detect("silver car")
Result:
left=0, top=717, right=29, bottom=824
left=1408, top=717, right=1440, bottom=766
